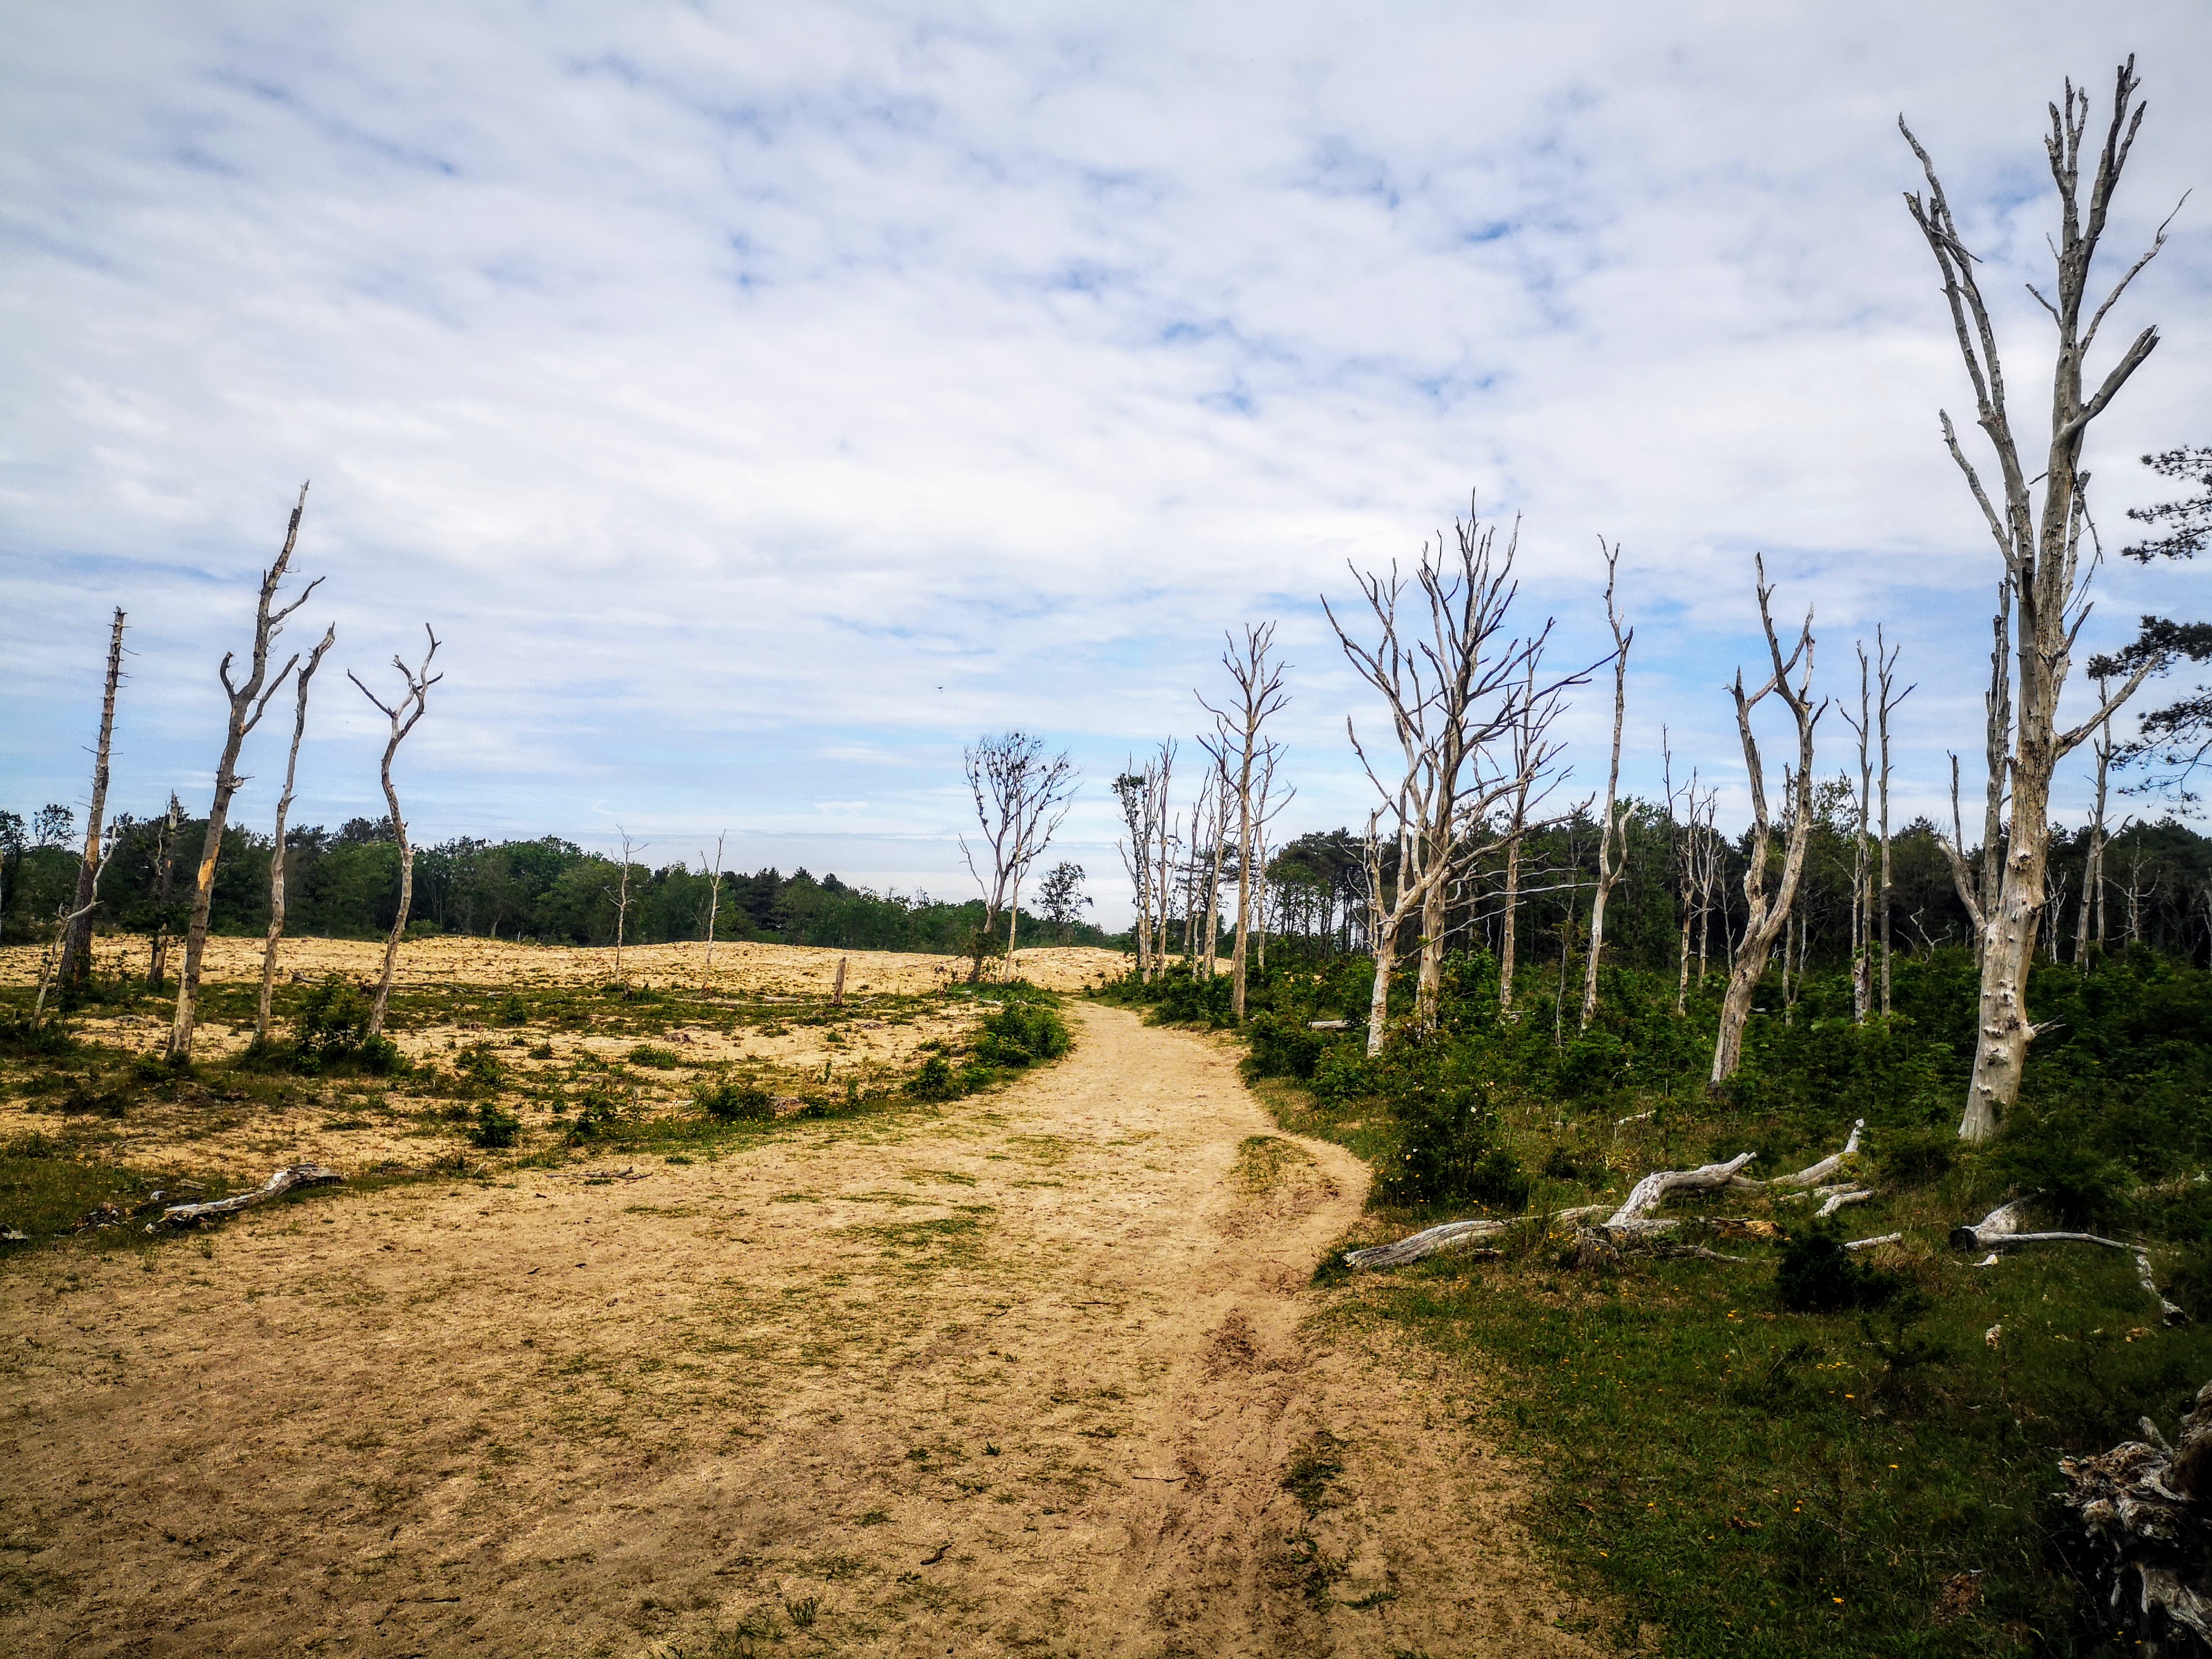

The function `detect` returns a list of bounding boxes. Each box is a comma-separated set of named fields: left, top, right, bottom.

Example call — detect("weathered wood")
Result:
left=159, top=1163, right=342, bottom=1227
left=2061, top=1377, right=2212, bottom=1652
left=1768, top=1121, right=1865, bottom=1189
left=1344, top=1204, right=1614, bottom=1271
left=1816, top=1187, right=1877, bottom=1219
left=1845, top=1232, right=1902, bottom=1251
left=1949, top=1197, right=2130, bottom=1254
left=1608, top=1153, right=1755, bottom=1227
left=2140, top=1251, right=2190, bottom=1327
left=1307, top=1019, right=1351, bottom=1031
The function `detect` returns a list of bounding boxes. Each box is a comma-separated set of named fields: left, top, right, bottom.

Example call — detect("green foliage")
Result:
left=566, top=1082, right=628, bottom=1142
left=906, top=1055, right=961, bottom=1102
left=694, top=1075, right=774, bottom=1122
left=455, top=1042, right=505, bottom=1093
left=288, top=975, right=401, bottom=1075
left=469, top=1100, right=520, bottom=1148
left=972, top=999, right=1070, bottom=1068
left=1774, top=1223, right=1899, bottom=1313
left=628, top=1043, right=683, bottom=1069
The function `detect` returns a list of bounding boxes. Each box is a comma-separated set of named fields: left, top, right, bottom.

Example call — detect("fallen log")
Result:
left=1608, top=1153, right=1755, bottom=1226
left=1343, top=1204, right=1613, bottom=1270
left=1845, top=1232, right=1901, bottom=1251
left=1948, top=1197, right=2131, bottom=1254
left=1816, top=1187, right=1876, bottom=1220
left=2060, top=1379, right=2212, bottom=1654
left=1765, top=1120, right=1865, bottom=1190
left=159, top=1164, right=343, bottom=1228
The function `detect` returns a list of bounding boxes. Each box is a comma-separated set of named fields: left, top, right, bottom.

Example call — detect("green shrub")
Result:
left=973, top=1001, right=1070, bottom=1068
left=907, top=1055, right=961, bottom=1102
left=566, top=1083, right=627, bottom=1142
left=470, top=1101, right=520, bottom=1148
left=694, top=1076, right=774, bottom=1121
left=1774, top=1223, right=1899, bottom=1313
left=1309, top=1043, right=1369, bottom=1107
left=1376, top=1042, right=1508, bottom=1208
left=1244, top=1012, right=1327, bottom=1080
left=629, top=1043, right=683, bottom=1069
left=1990, top=1103, right=2132, bottom=1230
left=456, top=1043, right=505, bottom=1093
left=290, top=976, right=401, bottom=1075
left=1873, top=1124, right=1957, bottom=1189
left=498, top=993, right=529, bottom=1026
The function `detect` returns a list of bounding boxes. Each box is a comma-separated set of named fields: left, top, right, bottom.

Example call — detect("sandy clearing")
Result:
left=0, top=1005, right=1602, bottom=1658
left=0, top=937, right=1127, bottom=998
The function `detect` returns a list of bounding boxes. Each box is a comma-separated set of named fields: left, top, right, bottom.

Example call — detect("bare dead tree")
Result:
left=1662, top=734, right=1716, bottom=1018
left=1710, top=558, right=1826, bottom=1086
left=33, top=828, right=115, bottom=1023
left=168, top=486, right=320, bottom=1063
left=349, top=626, right=442, bottom=1037
left=612, top=826, right=643, bottom=988
left=1199, top=624, right=1292, bottom=1021
left=255, top=623, right=336, bottom=1044
left=701, top=830, right=727, bottom=986
left=958, top=731, right=1076, bottom=983
left=1192, top=750, right=1231, bottom=979
left=57, top=608, right=127, bottom=995
left=1842, top=645, right=1876, bottom=1023
left=1874, top=629, right=1912, bottom=1015
left=1903, top=58, right=2177, bottom=1138
left=1580, top=542, right=1634, bottom=1027
left=1496, top=657, right=1566, bottom=1020
left=2075, top=675, right=2115, bottom=965
left=147, top=793, right=182, bottom=989
left=1328, top=501, right=1579, bottom=1051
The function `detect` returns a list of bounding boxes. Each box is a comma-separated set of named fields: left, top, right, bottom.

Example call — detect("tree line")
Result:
left=0, top=808, right=1109, bottom=957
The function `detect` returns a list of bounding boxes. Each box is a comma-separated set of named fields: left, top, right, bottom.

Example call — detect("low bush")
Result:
left=973, top=1000, right=1070, bottom=1068
left=695, top=1075, right=774, bottom=1122
left=288, top=976, right=401, bottom=1075
left=469, top=1101, right=520, bottom=1148
left=628, top=1043, right=683, bottom=1069
left=1774, top=1222, right=1900, bottom=1313
left=907, top=1055, right=962, bottom=1102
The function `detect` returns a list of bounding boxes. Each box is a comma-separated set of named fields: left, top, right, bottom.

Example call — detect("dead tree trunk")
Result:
left=1875, top=629, right=1910, bottom=1016
left=1710, top=559, right=1825, bottom=1086
left=1844, top=643, right=1876, bottom=1023
left=168, top=486, right=319, bottom=1063
left=613, top=827, right=641, bottom=989
left=349, top=626, right=442, bottom=1038
left=255, top=624, right=334, bottom=1044
left=702, top=830, right=726, bottom=986
left=58, top=608, right=127, bottom=996
left=1326, top=498, right=1575, bottom=1052
left=1903, top=60, right=2171, bottom=1138
left=1200, top=624, right=1292, bottom=1022
left=147, top=793, right=182, bottom=989
left=2077, top=677, right=2114, bottom=965
left=1581, top=543, right=1633, bottom=1027
left=959, top=731, right=1076, bottom=984
left=2060, top=1380, right=2212, bottom=1653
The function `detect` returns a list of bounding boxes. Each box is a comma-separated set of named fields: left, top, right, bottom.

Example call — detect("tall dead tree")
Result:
left=255, top=623, right=336, bottom=1044
left=1199, top=624, right=1292, bottom=1021
left=168, top=487, right=319, bottom=1063
left=1496, top=657, right=1565, bottom=1020
left=701, top=830, right=727, bottom=986
left=611, top=826, right=643, bottom=988
left=350, top=627, right=441, bottom=1037
left=1874, top=629, right=1911, bottom=1015
left=2076, top=675, right=2114, bottom=964
left=1842, top=646, right=1876, bottom=1023
left=57, top=608, right=127, bottom=995
left=1710, top=559, right=1825, bottom=1087
left=958, top=731, right=1076, bottom=983
left=1580, top=544, right=1633, bottom=1027
left=1328, top=502, right=1575, bottom=1052
left=147, top=793, right=182, bottom=989
left=1115, top=744, right=1174, bottom=982
left=1903, top=59, right=2175, bottom=1138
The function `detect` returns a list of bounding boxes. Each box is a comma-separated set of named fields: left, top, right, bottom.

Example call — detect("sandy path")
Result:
left=0, top=1006, right=1600, bottom=1658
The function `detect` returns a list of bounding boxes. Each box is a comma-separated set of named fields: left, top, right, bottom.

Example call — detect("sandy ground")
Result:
left=1, top=939, right=1130, bottom=1182
left=0, top=1005, right=1603, bottom=1658
left=0, top=937, right=1128, bottom=998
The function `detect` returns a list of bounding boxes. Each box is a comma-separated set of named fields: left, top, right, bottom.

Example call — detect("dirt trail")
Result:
left=1, top=1005, right=1602, bottom=1658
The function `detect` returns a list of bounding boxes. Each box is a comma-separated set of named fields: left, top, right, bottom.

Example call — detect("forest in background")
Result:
left=0, top=804, right=1110, bottom=957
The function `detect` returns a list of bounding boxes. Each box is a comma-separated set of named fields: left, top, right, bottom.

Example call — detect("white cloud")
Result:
left=3, top=1, right=2208, bottom=925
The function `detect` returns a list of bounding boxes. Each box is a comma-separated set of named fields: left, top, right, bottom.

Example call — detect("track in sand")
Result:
left=2, top=1003, right=1603, bottom=1657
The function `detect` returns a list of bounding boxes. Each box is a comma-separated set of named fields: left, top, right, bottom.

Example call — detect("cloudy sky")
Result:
left=4, top=1, right=2208, bottom=921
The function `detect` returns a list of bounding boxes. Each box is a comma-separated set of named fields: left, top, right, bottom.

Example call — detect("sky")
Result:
left=4, top=1, right=2209, bottom=925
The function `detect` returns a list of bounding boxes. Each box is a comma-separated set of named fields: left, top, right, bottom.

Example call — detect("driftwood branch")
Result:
left=159, top=1163, right=342, bottom=1227
left=1609, top=1153, right=1755, bottom=1226
left=1766, top=1121, right=1864, bottom=1189
left=1845, top=1233, right=1902, bottom=1251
